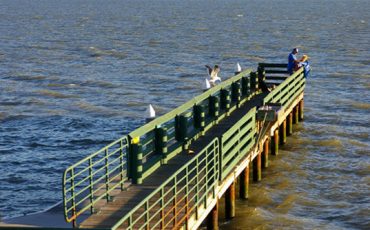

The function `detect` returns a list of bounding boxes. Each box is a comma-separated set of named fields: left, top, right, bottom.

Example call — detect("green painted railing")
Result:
left=63, top=136, right=129, bottom=225
left=61, top=70, right=260, bottom=225
left=61, top=62, right=307, bottom=227
left=128, top=69, right=259, bottom=184
left=220, top=107, right=257, bottom=180
left=112, top=138, right=220, bottom=230
left=110, top=106, right=258, bottom=229
left=263, top=67, right=305, bottom=106
left=258, top=63, right=288, bottom=81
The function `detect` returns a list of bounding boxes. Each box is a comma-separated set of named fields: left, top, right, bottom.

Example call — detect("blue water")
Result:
left=1, top=0, right=369, bottom=228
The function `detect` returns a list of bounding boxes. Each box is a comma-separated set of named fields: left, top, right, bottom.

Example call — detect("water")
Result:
left=0, top=0, right=369, bottom=228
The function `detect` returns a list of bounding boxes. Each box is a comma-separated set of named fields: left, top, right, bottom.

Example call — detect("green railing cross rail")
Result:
left=220, top=107, right=257, bottom=180
left=112, top=138, right=220, bottom=230
left=262, top=67, right=305, bottom=107
left=258, top=63, right=289, bottom=81
left=63, top=136, right=129, bottom=226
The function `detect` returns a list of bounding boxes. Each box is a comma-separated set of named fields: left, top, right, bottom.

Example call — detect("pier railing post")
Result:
left=209, top=96, right=220, bottom=119
left=241, top=76, right=251, bottom=97
left=155, top=127, right=168, bottom=164
left=231, top=81, right=241, bottom=106
left=130, top=141, right=143, bottom=184
left=250, top=72, right=259, bottom=92
left=257, top=65, right=266, bottom=82
left=239, top=166, right=249, bottom=199
left=194, top=104, right=206, bottom=130
left=175, top=114, right=188, bottom=141
left=220, top=89, right=231, bottom=113
left=104, top=149, right=111, bottom=201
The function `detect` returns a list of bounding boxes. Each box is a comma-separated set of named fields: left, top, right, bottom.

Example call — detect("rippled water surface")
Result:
left=1, top=0, right=369, bottom=228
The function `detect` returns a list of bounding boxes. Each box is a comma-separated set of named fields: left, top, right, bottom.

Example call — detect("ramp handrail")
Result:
left=63, top=136, right=129, bottom=225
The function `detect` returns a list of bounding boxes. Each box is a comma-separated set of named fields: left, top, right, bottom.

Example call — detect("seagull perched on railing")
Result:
left=205, top=64, right=221, bottom=87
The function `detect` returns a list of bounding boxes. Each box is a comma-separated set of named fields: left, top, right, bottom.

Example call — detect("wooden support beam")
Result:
left=287, top=112, right=293, bottom=136
left=239, top=166, right=249, bottom=199
left=207, top=200, right=219, bottom=230
left=279, top=119, right=287, bottom=145
left=271, top=129, right=279, bottom=155
left=299, top=99, right=304, bottom=121
left=253, top=152, right=261, bottom=182
left=262, top=139, right=269, bottom=169
left=225, top=181, right=235, bottom=220
left=293, top=106, right=299, bottom=124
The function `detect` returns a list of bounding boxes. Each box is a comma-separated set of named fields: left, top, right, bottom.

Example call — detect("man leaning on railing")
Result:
left=288, top=48, right=311, bottom=77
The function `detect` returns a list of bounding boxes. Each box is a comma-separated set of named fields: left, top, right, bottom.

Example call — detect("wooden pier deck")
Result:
left=80, top=93, right=268, bottom=229
left=80, top=154, right=193, bottom=228
left=57, top=63, right=306, bottom=230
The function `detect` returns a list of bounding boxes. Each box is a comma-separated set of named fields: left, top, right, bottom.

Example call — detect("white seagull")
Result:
left=205, top=64, right=221, bottom=87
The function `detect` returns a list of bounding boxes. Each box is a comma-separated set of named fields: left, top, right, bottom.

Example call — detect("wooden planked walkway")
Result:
left=80, top=92, right=268, bottom=229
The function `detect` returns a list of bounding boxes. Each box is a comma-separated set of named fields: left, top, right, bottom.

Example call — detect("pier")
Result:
left=3, top=63, right=306, bottom=229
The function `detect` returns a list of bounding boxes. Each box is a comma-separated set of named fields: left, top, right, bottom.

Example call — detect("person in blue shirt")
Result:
left=287, top=48, right=299, bottom=75
left=299, top=54, right=311, bottom=77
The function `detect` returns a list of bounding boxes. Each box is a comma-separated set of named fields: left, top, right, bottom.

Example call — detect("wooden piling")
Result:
left=207, top=201, right=219, bottom=230
left=239, top=166, right=249, bottom=199
left=253, top=152, right=261, bottom=182
left=271, top=129, right=279, bottom=155
left=299, top=99, right=304, bottom=121
left=262, top=139, right=269, bottom=168
left=279, top=119, right=287, bottom=145
left=293, top=106, right=299, bottom=124
left=287, top=112, right=293, bottom=136
left=225, top=181, right=235, bottom=220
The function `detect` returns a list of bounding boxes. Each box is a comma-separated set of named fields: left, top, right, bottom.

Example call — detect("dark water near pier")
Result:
left=0, top=0, right=369, bottom=228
